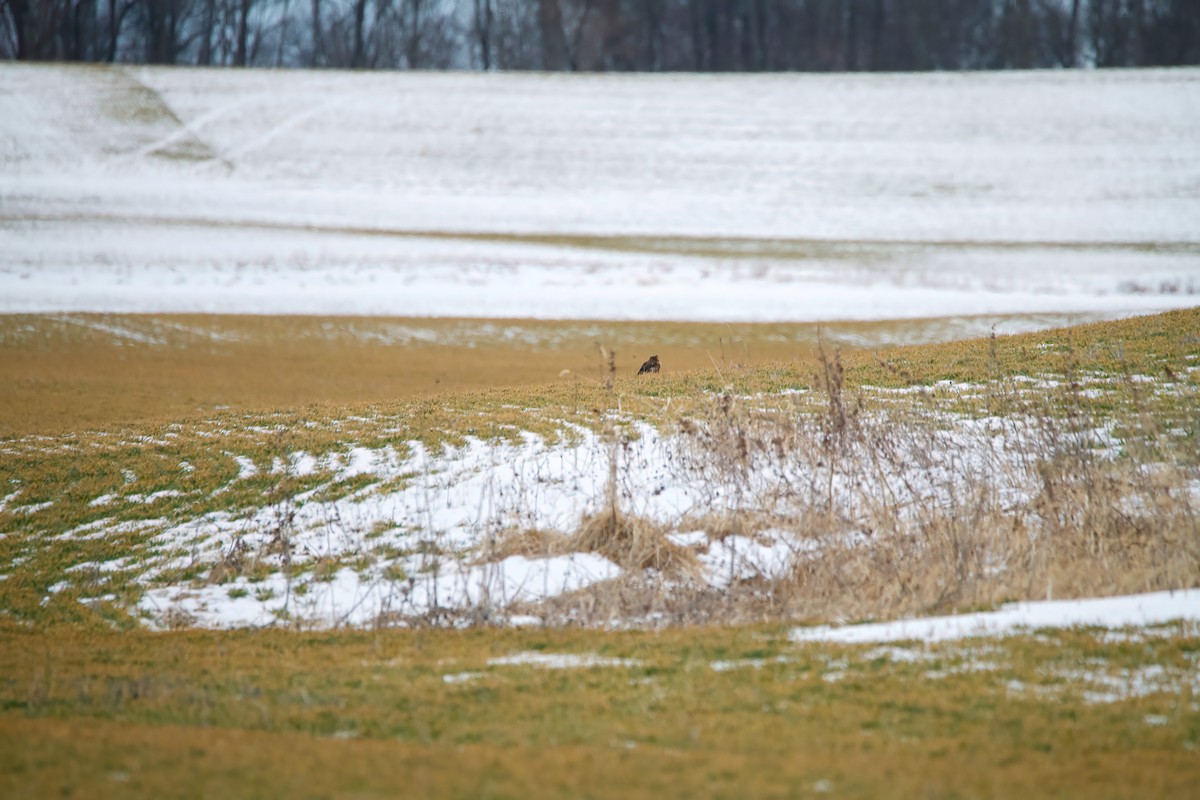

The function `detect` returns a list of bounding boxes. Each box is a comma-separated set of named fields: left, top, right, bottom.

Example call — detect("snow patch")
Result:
left=488, top=652, right=642, bottom=670
left=232, top=456, right=257, bottom=479
left=790, top=590, right=1200, bottom=644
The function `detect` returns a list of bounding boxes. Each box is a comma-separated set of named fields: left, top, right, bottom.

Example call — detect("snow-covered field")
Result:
left=2, top=64, right=1199, bottom=322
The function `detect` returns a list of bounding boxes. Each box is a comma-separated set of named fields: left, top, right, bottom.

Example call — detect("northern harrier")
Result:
left=637, top=355, right=661, bottom=375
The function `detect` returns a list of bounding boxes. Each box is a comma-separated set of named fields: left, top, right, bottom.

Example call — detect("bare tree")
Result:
left=233, top=0, right=254, bottom=65
left=595, top=0, right=620, bottom=67
left=195, top=0, right=214, bottom=63
left=1064, top=0, right=1081, bottom=66
left=404, top=0, right=423, bottom=68
left=2, top=0, right=69, bottom=59
left=135, top=0, right=196, bottom=64
left=636, top=0, right=661, bottom=69
left=349, top=0, right=367, bottom=66
left=472, top=0, right=492, bottom=68
left=309, top=0, right=322, bottom=64
left=273, top=0, right=290, bottom=65
left=537, top=0, right=567, bottom=69
left=488, top=0, right=540, bottom=69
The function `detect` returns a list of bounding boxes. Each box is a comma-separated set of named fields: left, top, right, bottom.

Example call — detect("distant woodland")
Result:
left=2, top=0, right=1198, bottom=71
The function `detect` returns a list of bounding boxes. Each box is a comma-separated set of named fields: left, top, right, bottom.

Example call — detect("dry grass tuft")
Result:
left=474, top=527, right=570, bottom=563
left=570, top=511, right=700, bottom=577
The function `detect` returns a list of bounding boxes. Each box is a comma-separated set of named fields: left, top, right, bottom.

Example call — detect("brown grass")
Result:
left=666, top=344, right=1198, bottom=625
left=5, top=711, right=1193, bottom=800
left=570, top=510, right=699, bottom=576
left=1, top=623, right=1197, bottom=799
left=678, top=510, right=781, bottom=542
left=0, top=311, right=1120, bottom=434
left=474, top=527, right=570, bottom=563
left=500, top=312, right=1199, bottom=628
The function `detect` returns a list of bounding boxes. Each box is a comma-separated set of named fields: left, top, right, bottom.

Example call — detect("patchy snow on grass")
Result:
left=1002, top=661, right=1200, bottom=706
left=231, top=455, right=257, bottom=479
left=141, top=546, right=622, bottom=629
left=442, top=672, right=483, bottom=684
left=0, top=490, right=23, bottom=512
left=125, top=489, right=183, bottom=504
left=11, top=500, right=54, bottom=515
left=113, top=368, right=1198, bottom=631
left=790, top=590, right=1200, bottom=644
left=487, top=652, right=642, bottom=669
left=442, top=648, right=650, bottom=683
left=130, top=402, right=1035, bottom=628
left=66, top=557, right=135, bottom=575
left=710, top=655, right=794, bottom=672
left=138, top=427, right=661, bottom=627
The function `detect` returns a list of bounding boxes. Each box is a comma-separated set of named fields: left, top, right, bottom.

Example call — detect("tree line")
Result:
left=3, top=0, right=1198, bottom=70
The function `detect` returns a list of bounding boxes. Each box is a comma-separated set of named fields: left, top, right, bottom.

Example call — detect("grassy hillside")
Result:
left=0, top=312, right=1120, bottom=434
left=1, top=309, right=1198, bottom=797
left=1, top=307, right=1196, bottom=629
left=1, top=308, right=1193, bottom=435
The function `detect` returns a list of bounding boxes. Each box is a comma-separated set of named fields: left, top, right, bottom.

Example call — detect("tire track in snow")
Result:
left=102, top=69, right=223, bottom=167
left=217, top=96, right=348, bottom=164
left=124, top=92, right=257, bottom=167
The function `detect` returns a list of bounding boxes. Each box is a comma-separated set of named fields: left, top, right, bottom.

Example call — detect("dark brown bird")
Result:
left=637, top=355, right=661, bottom=375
